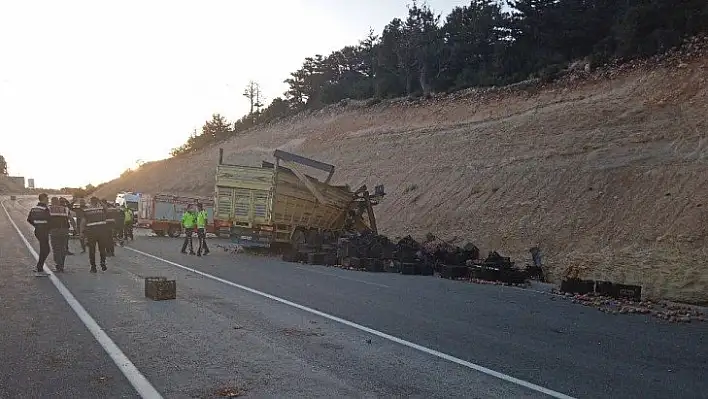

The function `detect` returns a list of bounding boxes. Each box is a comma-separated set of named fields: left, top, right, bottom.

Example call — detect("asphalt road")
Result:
left=2, top=196, right=707, bottom=398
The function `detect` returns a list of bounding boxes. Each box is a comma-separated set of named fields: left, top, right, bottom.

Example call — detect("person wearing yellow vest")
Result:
left=196, top=203, right=210, bottom=256
left=180, top=205, right=197, bottom=255
left=123, top=206, right=134, bottom=241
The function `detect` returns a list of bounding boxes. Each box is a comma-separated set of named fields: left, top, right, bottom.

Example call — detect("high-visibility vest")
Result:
left=182, top=212, right=196, bottom=228
left=124, top=209, right=133, bottom=223
left=196, top=210, right=207, bottom=228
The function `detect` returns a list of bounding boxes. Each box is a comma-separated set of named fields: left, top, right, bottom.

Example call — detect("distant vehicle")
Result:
left=115, top=191, right=140, bottom=221
left=138, top=193, right=215, bottom=237
left=10, top=195, right=16, bottom=201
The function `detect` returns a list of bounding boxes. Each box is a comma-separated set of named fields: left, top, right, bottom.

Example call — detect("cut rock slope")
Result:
left=95, top=54, right=708, bottom=304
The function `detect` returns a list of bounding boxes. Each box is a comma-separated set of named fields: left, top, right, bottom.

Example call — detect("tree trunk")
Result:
left=419, top=63, right=430, bottom=97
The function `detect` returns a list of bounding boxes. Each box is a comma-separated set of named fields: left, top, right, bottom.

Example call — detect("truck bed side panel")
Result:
left=215, top=165, right=274, bottom=226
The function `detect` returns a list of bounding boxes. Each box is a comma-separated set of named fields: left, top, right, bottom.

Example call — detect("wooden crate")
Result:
left=307, top=252, right=326, bottom=265
left=440, top=265, right=469, bottom=279
left=145, top=277, right=176, bottom=300
left=400, top=262, right=418, bottom=275
left=364, top=258, right=384, bottom=272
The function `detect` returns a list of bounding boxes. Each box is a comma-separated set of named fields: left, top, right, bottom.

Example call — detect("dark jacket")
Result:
left=27, top=202, right=50, bottom=234
left=48, top=205, right=71, bottom=230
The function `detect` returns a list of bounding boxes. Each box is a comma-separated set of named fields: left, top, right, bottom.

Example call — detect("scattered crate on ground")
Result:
left=145, top=277, right=176, bottom=300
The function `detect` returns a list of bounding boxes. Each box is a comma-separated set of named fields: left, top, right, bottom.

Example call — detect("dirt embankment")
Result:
left=94, top=52, right=708, bottom=304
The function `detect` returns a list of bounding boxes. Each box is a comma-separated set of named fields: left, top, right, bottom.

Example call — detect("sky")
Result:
left=0, top=0, right=469, bottom=189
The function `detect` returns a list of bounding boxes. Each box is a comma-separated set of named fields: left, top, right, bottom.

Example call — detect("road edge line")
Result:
left=125, top=246, right=576, bottom=399
left=1, top=200, right=163, bottom=399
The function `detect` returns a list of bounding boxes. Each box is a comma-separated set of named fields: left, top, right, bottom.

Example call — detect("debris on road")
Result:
left=560, top=277, right=642, bottom=301
left=551, top=288, right=706, bottom=323
left=216, top=386, right=245, bottom=397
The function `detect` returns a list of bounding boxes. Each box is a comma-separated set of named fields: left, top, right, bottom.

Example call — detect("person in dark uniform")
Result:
left=115, top=205, right=126, bottom=244
left=58, top=197, right=75, bottom=256
left=110, top=203, right=123, bottom=248
left=71, top=198, right=88, bottom=253
left=80, top=197, right=109, bottom=273
left=26, top=193, right=51, bottom=276
left=48, top=197, right=75, bottom=272
left=104, top=201, right=117, bottom=256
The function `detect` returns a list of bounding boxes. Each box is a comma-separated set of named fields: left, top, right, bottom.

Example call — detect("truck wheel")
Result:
left=168, top=227, right=182, bottom=238
left=154, top=230, right=166, bottom=237
left=290, top=229, right=306, bottom=252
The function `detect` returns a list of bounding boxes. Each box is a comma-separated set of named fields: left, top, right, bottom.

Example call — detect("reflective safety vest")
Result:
left=48, top=205, right=70, bottom=229
left=182, top=212, right=196, bottom=228
left=124, top=208, right=133, bottom=223
left=84, top=206, right=107, bottom=228
left=196, top=210, right=207, bottom=228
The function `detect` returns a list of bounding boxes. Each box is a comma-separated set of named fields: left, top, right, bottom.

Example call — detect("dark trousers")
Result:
left=197, top=228, right=209, bottom=254
left=50, top=228, right=69, bottom=268
left=181, top=229, right=194, bottom=253
left=76, top=218, right=86, bottom=251
left=86, top=227, right=107, bottom=267
left=35, top=230, right=50, bottom=272
left=124, top=222, right=134, bottom=240
left=106, top=222, right=116, bottom=254
left=113, top=225, right=124, bottom=246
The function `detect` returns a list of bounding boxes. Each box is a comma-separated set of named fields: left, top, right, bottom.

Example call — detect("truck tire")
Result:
left=290, top=229, right=306, bottom=252
left=168, top=226, right=182, bottom=238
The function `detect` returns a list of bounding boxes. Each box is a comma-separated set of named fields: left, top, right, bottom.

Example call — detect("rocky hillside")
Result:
left=94, top=49, right=708, bottom=304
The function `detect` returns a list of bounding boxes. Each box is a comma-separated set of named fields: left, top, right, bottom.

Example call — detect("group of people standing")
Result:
left=27, top=194, right=135, bottom=275
left=181, top=203, right=210, bottom=256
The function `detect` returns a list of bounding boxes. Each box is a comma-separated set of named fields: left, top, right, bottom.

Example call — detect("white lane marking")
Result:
left=125, top=246, right=575, bottom=399
left=295, top=266, right=391, bottom=288
left=1, top=200, right=163, bottom=399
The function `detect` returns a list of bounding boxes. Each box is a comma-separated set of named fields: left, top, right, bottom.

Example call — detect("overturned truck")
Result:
left=214, top=149, right=385, bottom=250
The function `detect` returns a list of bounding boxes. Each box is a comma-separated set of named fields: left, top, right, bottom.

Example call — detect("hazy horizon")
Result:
left=0, top=0, right=469, bottom=189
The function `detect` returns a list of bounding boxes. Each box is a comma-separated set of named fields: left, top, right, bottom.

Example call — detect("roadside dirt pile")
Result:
left=94, top=39, right=708, bottom=304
